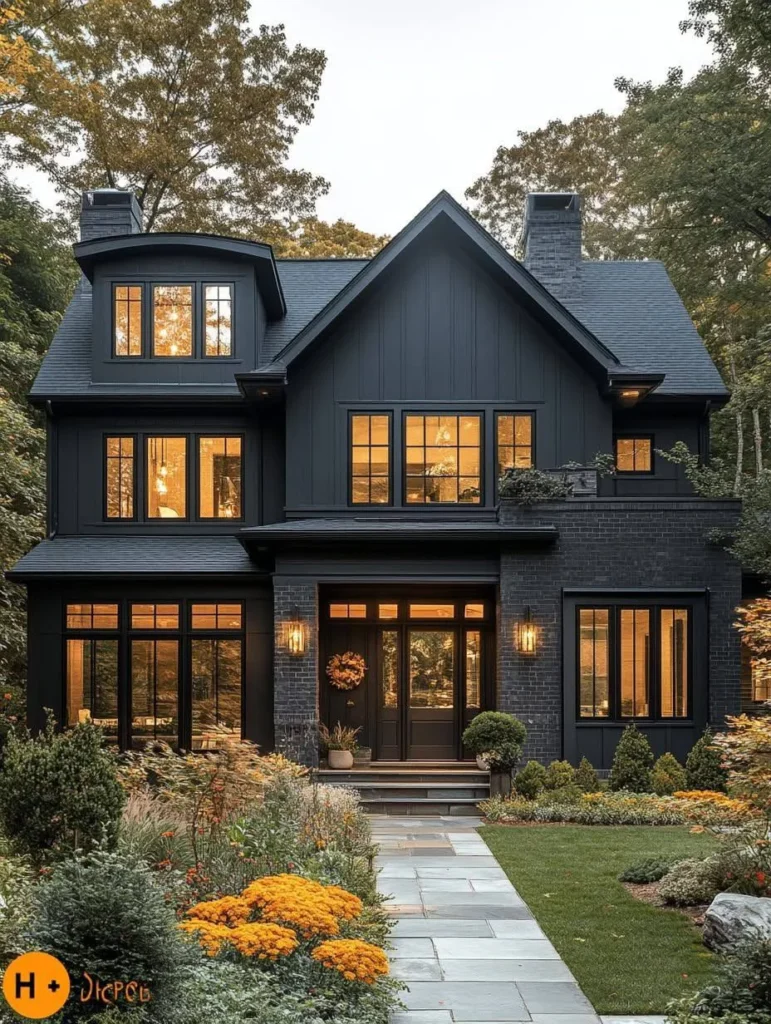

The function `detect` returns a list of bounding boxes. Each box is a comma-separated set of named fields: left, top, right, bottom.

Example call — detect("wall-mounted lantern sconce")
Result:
left=515, top=606, right=537, bottom=655
left=287, top=605, right=306, bottom=657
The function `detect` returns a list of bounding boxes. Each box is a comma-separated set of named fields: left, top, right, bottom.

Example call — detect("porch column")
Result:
left=273, top=576, right=319, bottom=767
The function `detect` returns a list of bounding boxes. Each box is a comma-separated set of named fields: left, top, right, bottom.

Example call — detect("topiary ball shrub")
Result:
left=574, top=757, right=600, bottom=793
left=544, top=760, right=575, bottom=791
left=658, top=857, right=723, bottom=906
left=686, top=728, right=728, bottom=793
left=651, top=752, right=687, bottom=795
left=462, top=712, right=527, bottom=772
left=609, top=723, right=654, bottom=792
left=0, top=717, right=125, bottom=864
left=618, top=856, right=682, bottom=884
left=27, top=849, right=192, bottom=1018
left=513, top=760, right=547, bottom=800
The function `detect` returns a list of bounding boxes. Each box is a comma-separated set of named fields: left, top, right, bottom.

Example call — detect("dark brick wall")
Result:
left=522, top=197, right=582, bottom=306
left=497, top=497, right=742, bottom=763
left=273, top=577, right=319, bottom=766
left=79, top=190, right=143, bottom=242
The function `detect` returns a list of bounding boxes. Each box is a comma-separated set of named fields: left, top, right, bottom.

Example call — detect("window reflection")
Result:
left=351, top=414, right=390, bottom=504
left=191, top=638, right=242, bottom=749
left=409, top=630, right=454, bottom=708
left=497, top=414, right=533, bottom=476
left=130, top=639, right=179, bottom=748
left=204, top=285, right=232, bottom=357
left=620, top=608, right=650, bottom=716
left=106, top=437, right=134, bottom=518
left=465, top=631, right=481, bottom=709
left=199, top=437, right=242, bottom=519
left=66, top=639, right=119, bottom=738
left=114, top=285, right=142, bottom=357
left=153, top=285, right=193, bottom=357
left=579, top=608, right=609, bottom=717
left=615, top=438, right=652, bottom=473
left=660, top=609, right=688, bottom=718
left=381, top=630, right=399, bottom=709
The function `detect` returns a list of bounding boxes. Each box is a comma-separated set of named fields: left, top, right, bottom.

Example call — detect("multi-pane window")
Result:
left=131, top=639, right=179, bottom=748
left=204, top=285, right=233, bottom=357
left=199, top=437, right=242, bottom=519
left=496, top=414, right=533, bottom=479
left=615, top=437, right=652, bottom=473
left=66, top=603, right=119, bottom=630
left=153, top=285, right=193, bottom=357
left=192, top=604, right=243, bottom=630
left=65, top=603, right=119, bottom=739
left=578, top=605, right=690, bottom=719
left=114, top=285, right=142, bottom=357
left=105, top=437, right=135, bottom=519
left=405, top=414, right=481, bottom=504
left=329, top=603, right=367, bottom=619
left=351, top=414, right=390, bottom=504
left=130, top=603, right=180, bottom=630
left=147, top=437, right=187, bottom=518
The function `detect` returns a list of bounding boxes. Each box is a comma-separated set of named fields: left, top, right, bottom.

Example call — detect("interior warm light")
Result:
left=621, top=389, right=641, bottom=399
left=515, top=607, right=538, bottom=655
left=287, top=606, right=306, bottom=656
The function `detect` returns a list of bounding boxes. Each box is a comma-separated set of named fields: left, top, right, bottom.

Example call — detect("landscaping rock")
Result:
left=703, top=892, right=771, bottom=950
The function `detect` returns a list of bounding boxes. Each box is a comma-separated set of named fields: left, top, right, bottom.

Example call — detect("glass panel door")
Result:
left=407, top=629, right=456, bottom=759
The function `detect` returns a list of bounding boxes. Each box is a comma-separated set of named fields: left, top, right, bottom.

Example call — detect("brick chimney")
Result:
left=79, top=188, right=143, bottom=242
left=522, top=192, right=582, bottom=306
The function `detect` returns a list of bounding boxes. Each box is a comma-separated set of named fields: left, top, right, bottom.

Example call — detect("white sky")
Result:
left=19, top=0, right=712, bottom=236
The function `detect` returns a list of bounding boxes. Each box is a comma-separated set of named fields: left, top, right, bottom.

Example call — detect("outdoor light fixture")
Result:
left=287, top=606, right=306, bottom=657
left=515, top=607, right=537, bottom=655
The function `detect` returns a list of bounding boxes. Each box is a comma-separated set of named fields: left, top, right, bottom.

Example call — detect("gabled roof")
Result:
left=256, top=191, right=620, bottom=382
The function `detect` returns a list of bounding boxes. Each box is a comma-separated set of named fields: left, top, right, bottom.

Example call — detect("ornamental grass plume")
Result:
left=311, top=938, right=389, bottom=984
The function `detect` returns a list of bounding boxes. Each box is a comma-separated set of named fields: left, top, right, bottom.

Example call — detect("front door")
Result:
left=406, top=628, right=457, bottom=759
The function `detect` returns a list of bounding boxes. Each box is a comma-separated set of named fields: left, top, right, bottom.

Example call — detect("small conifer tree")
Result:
left=609, top=724, right=654, bottom=792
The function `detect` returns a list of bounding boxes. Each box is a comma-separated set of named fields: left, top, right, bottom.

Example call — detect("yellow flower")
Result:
left=227, top=922, right=299, bottom=960
left=312, top=939, right=389, bottom=984
left=178, top=919, right=231, bottom=956
left=186, top=895, right=251, bottom=927
left=243, top=874, right=347, bottom=938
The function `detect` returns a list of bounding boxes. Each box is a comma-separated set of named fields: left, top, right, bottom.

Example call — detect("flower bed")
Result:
left=480, top=789, right=754, bottom=826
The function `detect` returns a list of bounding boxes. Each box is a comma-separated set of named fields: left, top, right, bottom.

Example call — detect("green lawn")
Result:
left=480, top=824, right=718, bottom=1014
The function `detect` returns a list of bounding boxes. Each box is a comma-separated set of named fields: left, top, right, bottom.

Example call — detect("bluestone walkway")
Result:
left=373, top=814, right=600, bottom=1024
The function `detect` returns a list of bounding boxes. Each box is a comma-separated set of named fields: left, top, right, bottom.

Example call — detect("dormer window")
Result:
left=153, top=285, right=193, bottom=357
left=114, top=285, right=142, bottom=356
left=204, top=285, right=233, bottom=357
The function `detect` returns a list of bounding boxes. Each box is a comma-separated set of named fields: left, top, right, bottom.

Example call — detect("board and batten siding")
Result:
left=285, top=238, right=612, bottom=511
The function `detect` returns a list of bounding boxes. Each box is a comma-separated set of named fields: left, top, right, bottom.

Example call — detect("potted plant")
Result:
left=462, top=711, right=527, bottom=797
left=319, top=722, right=361, bottom=770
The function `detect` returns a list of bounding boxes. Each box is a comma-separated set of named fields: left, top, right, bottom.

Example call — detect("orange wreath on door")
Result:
left=326, top=651, right=367, bottom=690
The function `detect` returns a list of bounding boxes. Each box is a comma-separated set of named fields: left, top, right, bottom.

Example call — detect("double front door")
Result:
left=321, top=596, right=493, bottom=761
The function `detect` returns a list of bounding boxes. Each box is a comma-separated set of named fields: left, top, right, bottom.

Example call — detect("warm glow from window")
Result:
left=660, top=609, right=688, bottom=717
left=579, top=608, right=609, bottom=717
left=199, top=437, right=242, bottom=519
left=351, top=414, right=390, bottom=504
left=204, top=285, right=232, bottom=357
left=381, top=630, right=398, bottom=708
left=106, top=436, right=134, bottom=519
left=464, top=603, right=484, bottom=619
left=131, top=639, right=179, bottom=748
left=405, top=414, right=481, bottom=503
left=191, top=604, right=243, bottom=630
left=409, top=630, right=454, bottom=707
left=752, top=660, right=771, bottom=702
left=66, top=638, right=118, bottom=737
left=378, top=603, right=398, bottom=619
left=497, top=414, right=533, bottom=477
left=620, top=608, right=650, bottom=716
left=147, top=437, right=187, bottom=518
left=409, top=603, right=454, bottom=619
left=130, top=604, right=180, bottom=630
left=329, top=603, right=367, bottom=619
left=465, top=630, right=481, bottom=709
left=153, top=285, right=193, bottom=357
left=191, top=638, right=242, bottom=748
left=616, top=438, right=652, bottom=473
left=66, top=604, right=118, bottom=630
left=114, top=285, right=142, bottom=357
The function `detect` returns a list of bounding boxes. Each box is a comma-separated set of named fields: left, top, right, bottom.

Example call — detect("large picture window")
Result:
left=147, top=437, right=187, bottom=519
left=578, top=604, right=690, bottom=720
left=405, top=414, right=481, bottom=504
left=351, top=414, right=390, bottom=504
left=199, top=437, right=242, bottom=519
left=153, top=285, right=193, bottom=357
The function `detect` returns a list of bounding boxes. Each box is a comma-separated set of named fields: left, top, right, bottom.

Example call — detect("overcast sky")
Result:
left=19, top=0, right=712, bottom=236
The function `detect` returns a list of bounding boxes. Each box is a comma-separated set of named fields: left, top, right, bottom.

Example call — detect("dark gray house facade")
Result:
left=10, top=188, right=742, bottom=768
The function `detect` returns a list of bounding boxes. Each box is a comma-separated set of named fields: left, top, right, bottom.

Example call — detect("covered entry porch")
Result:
left=319, top=586, right=496, bottom=762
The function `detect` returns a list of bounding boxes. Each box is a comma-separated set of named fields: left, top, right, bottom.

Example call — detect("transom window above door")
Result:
left=405, top=414, right=481, bottom=504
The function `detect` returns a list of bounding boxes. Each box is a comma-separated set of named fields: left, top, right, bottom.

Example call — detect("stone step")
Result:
left=355, top=786, right=488, bottom=801
left=317, top=770, right=489, bottom=785
left=361, top=797, right=482, bottom=816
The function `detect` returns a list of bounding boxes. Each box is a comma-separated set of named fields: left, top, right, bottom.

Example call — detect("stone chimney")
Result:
left=79, top=188, right=143, bottom=242
left=521, top=192, right=582, bottom=306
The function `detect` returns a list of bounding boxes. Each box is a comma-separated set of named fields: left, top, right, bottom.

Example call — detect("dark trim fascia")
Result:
left=235, top=369, right=287, bottom=400
left=239, top=524, right=558, bottom=549
left=272, top=192, right=619, bottom=377
left=73, top=233, right=286, bottom=319
left=7, top=569, right=263, bottom=584
left=563, top=587, right=708, bottom=595
left=30, top=393, right=248, bottom=409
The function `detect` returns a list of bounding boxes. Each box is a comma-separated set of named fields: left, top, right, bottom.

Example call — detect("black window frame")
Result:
left=103, top=434, right=138, bottom=521
left=201, top=282, right=236, bottom=359
left=112, top=283, right=144, bottom=358
left=348, top=411, right=393, bottom=507
left=151, top=282, right=196, bottom=360
left=614, top=434, right=655, bottom=475
left=575, top=601, right=694, bottom=722
left=402, top=410, right=484, bottom=506
left=145, top=434, right=190, bottom=522
left=495, top=411, right=536, bottom=486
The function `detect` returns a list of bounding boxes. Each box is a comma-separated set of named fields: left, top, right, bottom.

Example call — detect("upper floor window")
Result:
left=199, top=437, right=242, bottom=519
left=114, top=286, right=142, bottom=357
left=405, top=414, right=481, bottom=504
left=578, top=604, right=690, bottom=720
left=496, top=414, right=533, bottom=478
left=147, top=437, right=187, bottom=519
left=153, top=285, right=193, bottom=357
left=204, top=285, right=233, bottom=357
left=615, top=436, right=652, bottom=473
left=351, top=414, right=390, bottom=504
left=105, top=436, right=134, bottom=519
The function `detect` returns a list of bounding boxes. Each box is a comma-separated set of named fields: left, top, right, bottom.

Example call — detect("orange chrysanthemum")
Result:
left=312, top=938, right=389, bottom=984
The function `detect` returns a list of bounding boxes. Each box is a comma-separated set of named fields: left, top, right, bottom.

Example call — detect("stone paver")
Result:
left=372, top=815, right=600, bottom=1023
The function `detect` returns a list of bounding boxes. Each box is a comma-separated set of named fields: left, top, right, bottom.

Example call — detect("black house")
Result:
left=10, top=187, right=745, bottom=769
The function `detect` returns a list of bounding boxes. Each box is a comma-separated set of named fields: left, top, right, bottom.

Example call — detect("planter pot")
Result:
left=489, top=769, right=512, bottom=798
left=328, top=749, right=354, bottom=770
left=476, top=755, right=490, bottom=771
left=353, top=746, right=372, bottom=766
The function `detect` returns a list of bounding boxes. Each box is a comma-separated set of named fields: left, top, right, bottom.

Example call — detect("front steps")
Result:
left=316, top=761, right=490, bottom=815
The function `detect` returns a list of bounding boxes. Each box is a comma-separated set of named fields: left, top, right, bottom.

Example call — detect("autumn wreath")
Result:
left=326, top=651, right=367, bottom=691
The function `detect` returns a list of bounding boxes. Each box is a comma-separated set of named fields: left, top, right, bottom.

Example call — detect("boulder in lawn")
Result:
left=703, top=892, right=771, bottom=950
